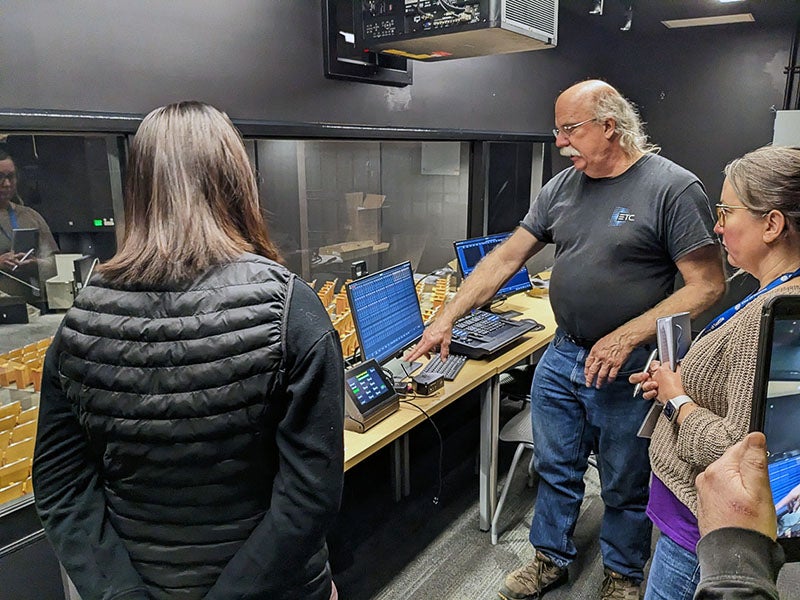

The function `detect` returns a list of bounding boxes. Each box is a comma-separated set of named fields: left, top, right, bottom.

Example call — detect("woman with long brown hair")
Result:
left=33, top=101, right=344, bottom=600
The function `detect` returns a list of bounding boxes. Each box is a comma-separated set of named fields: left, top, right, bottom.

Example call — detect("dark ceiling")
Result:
left=560, top=0, right=800, bottom=36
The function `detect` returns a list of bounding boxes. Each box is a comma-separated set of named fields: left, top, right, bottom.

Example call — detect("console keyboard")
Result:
left=448, top=309, right=541, bottom=359
left=453, top=311, right=506, bottom=338
left=419, top=353, right=468, bottom=381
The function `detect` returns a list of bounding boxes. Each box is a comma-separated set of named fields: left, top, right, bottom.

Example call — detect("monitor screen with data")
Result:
left=346, top=261, right=424, bottom=365
left=454, top=232, right=532, bottom=299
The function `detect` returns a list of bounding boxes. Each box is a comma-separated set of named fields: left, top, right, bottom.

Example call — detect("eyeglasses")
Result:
left=715, top=203, right=767, bottom=227
left=0, top=173, right=16, bottom=183
left=552, top=118, right=596, bottom=139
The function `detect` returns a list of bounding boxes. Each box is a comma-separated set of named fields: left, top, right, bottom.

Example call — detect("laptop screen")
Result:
left=453, top=232, right=532, bottom=299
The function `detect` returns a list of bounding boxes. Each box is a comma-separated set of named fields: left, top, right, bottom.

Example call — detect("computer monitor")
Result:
left=73, top=255, right=98, bottom=291
left=346, top=261, right=424, bottom=380
left=454, top=232, right=532, bottom=312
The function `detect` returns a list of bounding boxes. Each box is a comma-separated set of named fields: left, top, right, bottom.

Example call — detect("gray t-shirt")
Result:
left=521, top=153, right=717, bottom=341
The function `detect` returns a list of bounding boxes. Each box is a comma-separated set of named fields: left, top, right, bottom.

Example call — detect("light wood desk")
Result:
left=343, top=293, right=556, bottom=530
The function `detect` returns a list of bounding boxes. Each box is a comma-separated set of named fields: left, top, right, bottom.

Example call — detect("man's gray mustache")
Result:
left=560, top=147, right=582, bottom=157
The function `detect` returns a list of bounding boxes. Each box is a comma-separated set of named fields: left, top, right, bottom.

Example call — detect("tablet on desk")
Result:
left=11, top=228, right=38, bottom=254
left=344, top=359, right=400, bottom=433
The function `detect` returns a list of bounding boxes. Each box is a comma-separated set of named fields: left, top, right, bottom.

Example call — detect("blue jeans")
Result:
left=529, top=329, right=653, bottom=581
left=643, top=534, right=700, bottom=600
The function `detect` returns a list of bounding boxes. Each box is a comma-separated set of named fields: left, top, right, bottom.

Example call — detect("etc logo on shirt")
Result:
left=610, top=207, right=635, bottom=226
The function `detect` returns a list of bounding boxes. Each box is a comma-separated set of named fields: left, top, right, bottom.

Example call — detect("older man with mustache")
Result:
left=406, top=79, right=725, bottom=600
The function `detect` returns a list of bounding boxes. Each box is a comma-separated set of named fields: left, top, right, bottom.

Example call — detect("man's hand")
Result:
left=405, top=318, right=454, bottom=362
left=584, top=331, right=636, bottom=388
left=696, top=432, right=777, bottom=539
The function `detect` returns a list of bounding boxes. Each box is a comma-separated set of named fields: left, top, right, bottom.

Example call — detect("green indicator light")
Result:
left=93, top=219, right=103, bottom=227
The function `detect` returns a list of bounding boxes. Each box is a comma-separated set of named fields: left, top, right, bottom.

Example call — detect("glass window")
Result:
left=254, top=139, right=471, bottom=281
left=0, top=133, right=124, bottom=509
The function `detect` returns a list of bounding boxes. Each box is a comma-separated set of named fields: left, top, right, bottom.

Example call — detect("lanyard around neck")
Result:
left=696, top=266, right=800, bottom=339
left=7, top=206, right=18, bottom=230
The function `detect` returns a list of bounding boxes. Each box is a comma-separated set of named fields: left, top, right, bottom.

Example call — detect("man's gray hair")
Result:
left=593, top=88, right=660, bottom=157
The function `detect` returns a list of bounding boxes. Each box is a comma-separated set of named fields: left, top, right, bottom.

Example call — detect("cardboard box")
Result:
left=355, top=194, right=385, bottom=242
left=345, top=192, right=386, bottom=242
left=319, top=240, right=375, bottom=260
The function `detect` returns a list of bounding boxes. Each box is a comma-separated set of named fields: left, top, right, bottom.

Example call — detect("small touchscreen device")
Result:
left=343, top=359, right=399, bottom=432
left=750, top=294, right=800, bottom=561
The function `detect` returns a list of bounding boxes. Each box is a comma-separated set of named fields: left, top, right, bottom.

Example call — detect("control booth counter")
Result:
left=341, top=286, right=558, bottom=526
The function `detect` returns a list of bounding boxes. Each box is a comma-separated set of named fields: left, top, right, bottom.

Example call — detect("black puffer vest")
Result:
left=58, top=255, right=294, bottom=598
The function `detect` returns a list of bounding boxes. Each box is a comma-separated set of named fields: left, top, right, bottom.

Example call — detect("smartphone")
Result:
left=750, top=294, right=800, bottom=561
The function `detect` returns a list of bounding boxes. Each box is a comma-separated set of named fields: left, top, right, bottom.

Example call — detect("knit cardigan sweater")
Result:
left=649, top=283, right=800, bottom=516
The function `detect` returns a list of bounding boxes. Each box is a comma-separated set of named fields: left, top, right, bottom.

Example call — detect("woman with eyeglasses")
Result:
left=0, top=149, right=59, bottom=272
left=32, top=102, right=344, bottom=600
left=631, top=145, right=800, bottom=600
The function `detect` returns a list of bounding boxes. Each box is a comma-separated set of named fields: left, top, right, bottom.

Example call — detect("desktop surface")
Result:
left=343, top=291, right=557, bottom=471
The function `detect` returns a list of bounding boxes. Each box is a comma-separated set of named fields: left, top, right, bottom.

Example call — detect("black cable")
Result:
left=438, top=0, right=466, bottom=14
left=489, top=297, right=507, bottom=310
left=400, top=398, right=444, bottom=505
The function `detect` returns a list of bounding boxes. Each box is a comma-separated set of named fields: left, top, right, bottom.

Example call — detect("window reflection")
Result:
left=254, top=140, right=470, bottom=281
left=0, top=134, right=124, bottom=507
left=0, top=135, right=122, bottom=315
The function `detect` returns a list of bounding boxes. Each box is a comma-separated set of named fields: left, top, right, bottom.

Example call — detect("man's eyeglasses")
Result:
left=0, top=173, right=16, bottom=183
left=715, top=203, right=767, bottom=227
left=552, top=118, right=596, bottom=139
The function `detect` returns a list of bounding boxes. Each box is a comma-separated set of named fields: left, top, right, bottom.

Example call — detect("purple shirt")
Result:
left=647, top=475, right=701, bottom=554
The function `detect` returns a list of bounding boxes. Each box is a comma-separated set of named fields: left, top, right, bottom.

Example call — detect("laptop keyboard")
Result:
left=419, top=353, right=468, bottom=381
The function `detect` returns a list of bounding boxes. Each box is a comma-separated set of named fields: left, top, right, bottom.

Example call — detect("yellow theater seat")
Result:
left=10, top=420, right=36, bottom=443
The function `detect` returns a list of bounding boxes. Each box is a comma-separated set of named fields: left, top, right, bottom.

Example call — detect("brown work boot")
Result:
left=498, top=551, right=568, bottom=600
left=600, top=568, right=642, bottom=600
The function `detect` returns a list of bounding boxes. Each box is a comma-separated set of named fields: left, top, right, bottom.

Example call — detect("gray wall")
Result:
left=1, top=1, right=599, bottom=133
left=602, top=21, right=795, bottom=204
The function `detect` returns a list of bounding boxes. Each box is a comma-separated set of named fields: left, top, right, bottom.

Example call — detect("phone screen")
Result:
left=753, top=296, right=800, bottom=550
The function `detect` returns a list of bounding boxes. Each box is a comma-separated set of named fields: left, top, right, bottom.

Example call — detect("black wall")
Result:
left=2, top=1, right=796, bottom=199
left=1, top=2, right=598, bottom=132
left=603, top=20, right=796, bottom=203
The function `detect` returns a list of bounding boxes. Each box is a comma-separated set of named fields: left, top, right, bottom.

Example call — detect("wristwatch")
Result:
left=663, top=395, right=693, bottom=423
